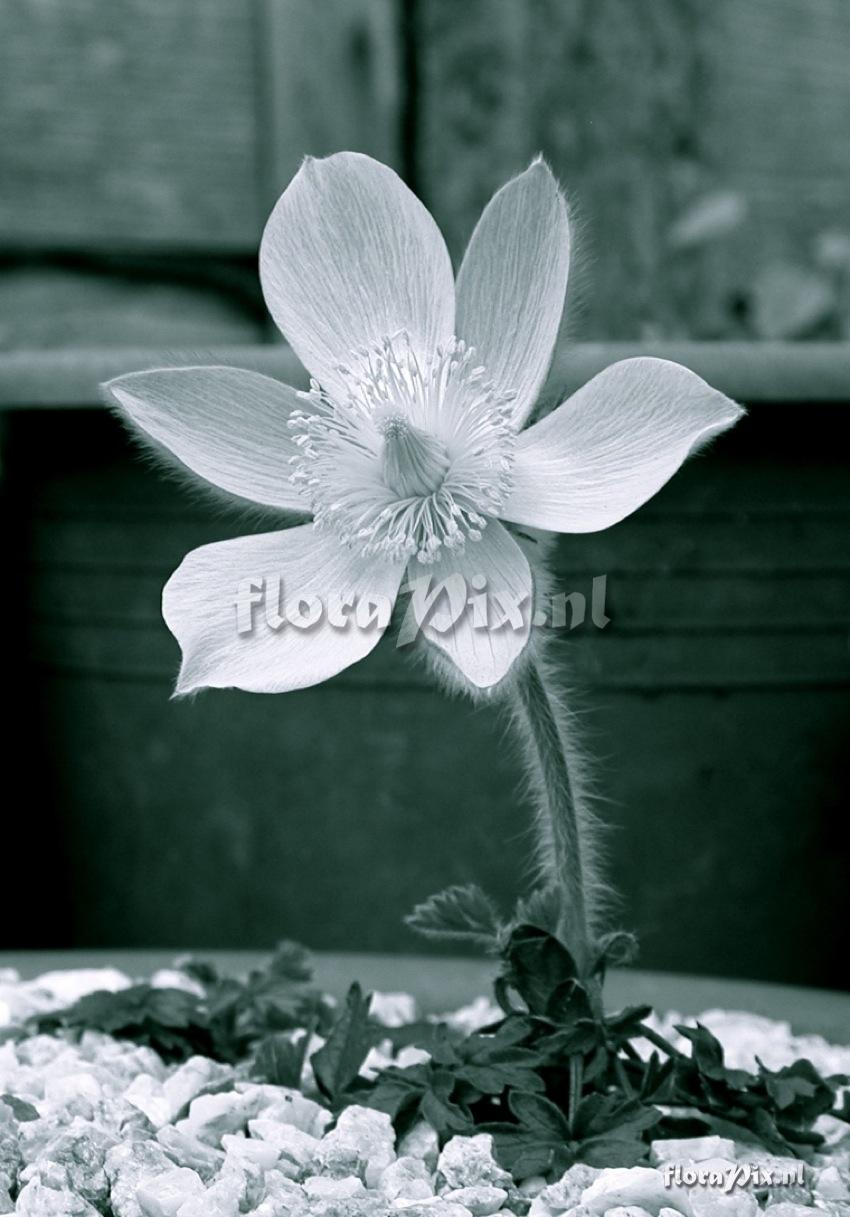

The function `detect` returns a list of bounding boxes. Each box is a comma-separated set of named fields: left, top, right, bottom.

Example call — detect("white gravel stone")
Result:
left=247, top=1119, right=319, bottom=1178
left=814, top=1166, right=850, bottom=1201
left=528, top=1165, right=601, bottom=1216
left=603, top=1206, right=655, bottom=1217
left=438, top=998, right=503, bottom=1036
left=236, top=1084, right=331, bottom=1136
left=517, top=1176, right=548, bottom=1198
left=14, top=1177, right=101, bottom=1215
left=650, top=1139, right=737, bottom=1166
left=370, top=992, right=418, bottom=1028
left=155, top=1126, right=223, bottom=1179
left=379, top=1154, right=435, bottom=1202
left=105, top=1139, right=176, bottom=1217
left=442, top=1185, right=509, bottom=1214
left=398, top=1121, right=440, bottom=1171
left=174, top=1091, right=252, bottom=1146
left=762, top=1206, right=822, bottom=1217
left=319, top=1105, right=396, bottom=1188
left=43, top=1071, right=102, bottom=1114
left=136, top=1166, right=205, bottom=1216
left=581, top=1167, right=694, bottom=1217
left=400, top=1203, right=476, bottom=1217
left=18, top=1118, right=115, bottom=1208
left=438, top=1135, right=512, bottom=1191
left=162, top=1057, right=234, bottom=1121
left=34, top=969, right=133, bottom=1006
left=688, top=1191, right=758, bottom=1217
left=814, top=1117, right=850, bottom=1151
left=125, top=1074, right=173, bottom=1129
left=148, top=970, right=206, bottom=998
left=304, top=1173, right=368, bottom=1199
left=220, top=1131, right=281, bottom=1170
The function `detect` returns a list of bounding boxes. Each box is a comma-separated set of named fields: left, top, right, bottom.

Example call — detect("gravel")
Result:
left=0, top=967, right=848, bottom=1217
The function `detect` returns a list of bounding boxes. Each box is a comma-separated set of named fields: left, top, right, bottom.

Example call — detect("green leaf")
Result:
left=509, top=1090, right=571, bottom=1138
left=579, top=1133, right=649, bottom=1167
left=499, top=924, right=579, bottom=1016
left=252, top=1030, right=312, bottom=1089
left=311, top=983, right=376, bottom=1104
left=759, top=1058, right=838, bottom=1124
left=676, top=1023, right=750, bottom=1089
left=419, top=1069, right=474, bottom=1136
left=34, top=985, right=213, bottom=1061
left=605, top=1005, right=654, bottom=1045
left=545, top=978, right=594, bottom=1026
left=405, top=885, right=503, bottom=948
left=427, top=1018, right=546, bottom=1098
left=483, top=1092, right=572, bottom=1177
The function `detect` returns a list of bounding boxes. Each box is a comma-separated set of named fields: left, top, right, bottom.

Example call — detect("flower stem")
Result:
left=568, top=1054, right=584, bottom=1127
left=512, top=656, right=594, bottom=976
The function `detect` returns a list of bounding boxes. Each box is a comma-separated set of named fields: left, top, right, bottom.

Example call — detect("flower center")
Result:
left=287, top=333, right=516, bottom=564
left=378, top=412, right=450, bottom=498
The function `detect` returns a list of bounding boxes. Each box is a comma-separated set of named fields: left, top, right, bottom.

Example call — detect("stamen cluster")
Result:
left=288, top=333, right=516, bottom=564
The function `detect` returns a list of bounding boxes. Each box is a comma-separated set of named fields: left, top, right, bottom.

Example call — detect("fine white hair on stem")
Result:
left=505, top=633, right=615, bottom=951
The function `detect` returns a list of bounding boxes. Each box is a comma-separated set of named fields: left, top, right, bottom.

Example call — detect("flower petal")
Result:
left=163, top=525, right=405, bottom=694
left=260, top=152, right=455, bottom=400
left=412, top=521, right=532, bottom=689
left=500, top=357, right=745, bottom=533
left=106, top=366, right=309, bottom=511
left=455, top=159, right=570, bottom=428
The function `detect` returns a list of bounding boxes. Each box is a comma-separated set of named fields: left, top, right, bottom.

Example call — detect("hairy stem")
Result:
left=512, top=656, right=594, bottom=975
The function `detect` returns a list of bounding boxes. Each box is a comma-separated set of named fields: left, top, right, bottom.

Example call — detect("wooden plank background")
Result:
left=3, top=0, right=850, bottom=346
left=1, top=1, right=849, bottom=986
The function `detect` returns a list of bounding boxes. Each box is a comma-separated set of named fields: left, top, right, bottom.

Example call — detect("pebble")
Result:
left=154, top=1126, right=223, bottom=1180
left=814, top=1166, right=850, bottom=1201
left=443, top=1184, right=509, bottom=1214
left=136, top=1166, right=205, bottom=1216
left=762, top=1206, right=822, bottom=1217
left=438, top=1135, right=513, bottom=1191
left=237, top=1084, right=331, bottom=1137
left=14, top=1177, right=101, bottom=1215
left=650, top=1140, right=737, bottom=1166
left=529, top=1165, right=601, bottom=1216
left=370, top=992, right=418, bottom=1028
left=378, top=1154, right=435, bottom=1201
left=581, top=1166, right=694, bottom=1216
left=398, top=1121, right=440, bottom=1171
left=247, top=1119, right=319, bottom=1178
left=689, top=1190, right=758, bottom=1217
left=105, top=1139, right=175, bottom=1217
left=604, top=1206, right=655, bottom=1217
left=304, top=1173, right=368, bottom=1199
left=318, top=1105, right=396, bottom=1187
left=174, top=1091, right=252, bottom=1146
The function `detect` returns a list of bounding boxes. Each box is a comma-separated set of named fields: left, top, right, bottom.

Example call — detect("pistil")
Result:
left=378, top=413, right=450, bottom=498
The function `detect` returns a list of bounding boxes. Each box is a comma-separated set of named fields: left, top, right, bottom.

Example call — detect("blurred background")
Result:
left=1, top=0, right=848, bottom=989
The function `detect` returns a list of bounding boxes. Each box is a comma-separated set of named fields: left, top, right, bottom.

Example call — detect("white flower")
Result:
left=106, top=152, right=743, bottom=695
